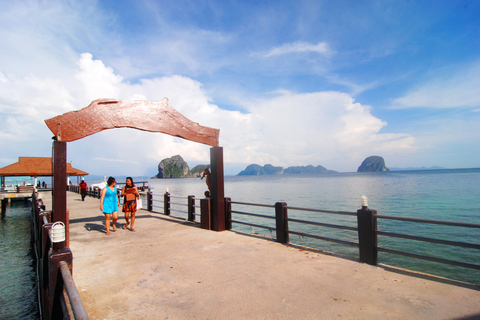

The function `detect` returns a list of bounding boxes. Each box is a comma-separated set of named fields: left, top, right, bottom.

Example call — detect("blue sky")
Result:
left=1, top=0, right=479, bottom=176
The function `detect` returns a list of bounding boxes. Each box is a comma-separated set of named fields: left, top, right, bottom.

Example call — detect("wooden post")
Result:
left=188, top=195, right=195, bottom=221
left=47, top=248, right=73, bottom=319
left=164, top=192, right=170, bottom=215
left=147, top=191, right=153, bottom=212
left=210, top=147, right=225, bottom=231
left=1, top=198, right=7, bottom=218
left=52, top=140, right=67, bottom=251
left=225, top=197, right=232, bottom=230
left=275, top=202, right=289, bottom=243
left=200, top=197, right=211, bottom=230
left=357, top=207, right=378, bottom=265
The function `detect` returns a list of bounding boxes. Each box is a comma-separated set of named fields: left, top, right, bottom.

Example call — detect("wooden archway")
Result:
left=45, top=98, right=226, bottom=249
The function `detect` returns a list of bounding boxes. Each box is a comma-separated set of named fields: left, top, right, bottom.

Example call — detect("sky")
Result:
left=1, top=0, right=480, bottom=177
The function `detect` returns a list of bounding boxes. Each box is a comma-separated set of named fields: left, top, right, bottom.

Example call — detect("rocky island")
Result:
left=237, top=164, right=336, bottom=176
left=154, top=155, right=209, bottom=178
left=357, top=156, right=389, bottom=172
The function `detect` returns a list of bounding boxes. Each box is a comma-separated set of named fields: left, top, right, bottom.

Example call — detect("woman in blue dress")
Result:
left=100, top=176, right=119, bottom=235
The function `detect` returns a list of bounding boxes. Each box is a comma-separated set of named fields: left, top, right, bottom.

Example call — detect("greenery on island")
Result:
left=154, top=155, right=209, bottom=178
left=238, top=164, right=336, bottom=176
left=154, top=154, right=392, bottom=178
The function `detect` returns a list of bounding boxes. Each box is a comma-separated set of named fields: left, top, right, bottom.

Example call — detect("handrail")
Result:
left=59, top=261, right=89, bottom=320
left=289, top=230, right=359, bottom=247
left=231, top=219, right=275, bottom=231
left=230, top=201, right=275, bottom=208
left=287, top=205, right=357, bottom=216
left=144, top=192, right=480, bottom=285
left=288, top=217, right=358, bottom=232
left=231, top=210, right=275, bottom=220
left=376, top=230, right=480, bottom=250
left=377, top=247, right=480, bottom=270
left=376, top=214, right=480, bottom=228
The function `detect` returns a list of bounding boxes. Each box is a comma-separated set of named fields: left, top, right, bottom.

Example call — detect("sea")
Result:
left=0, top=200, right=39, bottom=319
left=1, top=168, right=479, bottom=319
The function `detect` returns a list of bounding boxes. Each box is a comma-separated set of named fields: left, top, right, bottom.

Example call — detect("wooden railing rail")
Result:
left=32, top=191, right=89, bottom=319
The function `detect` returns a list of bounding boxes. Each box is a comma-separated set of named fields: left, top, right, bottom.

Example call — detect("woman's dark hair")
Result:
left=107, top=176, right=116, bottom=186
left=126, top=177, right=135, bottom=187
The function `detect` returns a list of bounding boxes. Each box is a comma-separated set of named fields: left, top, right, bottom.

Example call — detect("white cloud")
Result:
left=392, top=61, right=480, bottom=109
left=0, top=50, right=417, bottom=174
left=263, top=41, right=332, bottom=58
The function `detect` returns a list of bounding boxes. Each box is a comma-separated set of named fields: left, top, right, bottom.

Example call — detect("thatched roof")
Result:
left=0, top=157, right=88, bottom=177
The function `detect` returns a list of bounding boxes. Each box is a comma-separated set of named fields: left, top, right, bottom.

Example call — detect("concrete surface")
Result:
left=42, top=191, right=480, bottom=320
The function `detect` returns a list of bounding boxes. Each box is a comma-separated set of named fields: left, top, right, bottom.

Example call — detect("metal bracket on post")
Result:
left=357, top=207, right=378, bottom=265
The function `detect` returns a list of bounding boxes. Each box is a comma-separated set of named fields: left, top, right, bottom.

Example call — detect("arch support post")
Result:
left=52, top=140, right=67, bottom=251
left=210, top=147, right=225, bottom=231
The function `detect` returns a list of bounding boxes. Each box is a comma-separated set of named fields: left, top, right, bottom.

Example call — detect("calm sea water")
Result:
left=2, top=168, right=478, bottom=316
left=0, top=200, right=39, bottom=320
left=148, top=168, right=480, bottom=286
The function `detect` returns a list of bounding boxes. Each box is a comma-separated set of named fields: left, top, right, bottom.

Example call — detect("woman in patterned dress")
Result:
left=121, top=177, right=140, bottom=231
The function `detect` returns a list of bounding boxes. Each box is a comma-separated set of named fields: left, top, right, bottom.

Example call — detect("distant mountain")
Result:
left=389, top=166, right=445, bottom=171
left=284, top=165, right=330, bottom=174
left=237, top=164, right=336, bottom=176
left=357, top=156, right=389, bottom=172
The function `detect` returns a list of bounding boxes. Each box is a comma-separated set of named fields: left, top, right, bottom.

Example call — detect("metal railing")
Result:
left=88, top=190, right=478, bottom=285
left=225, top=201, right=479, bottom=287
left=375, top=214, right=480, bottom=271
left=32, top=191, right=89, bottom=319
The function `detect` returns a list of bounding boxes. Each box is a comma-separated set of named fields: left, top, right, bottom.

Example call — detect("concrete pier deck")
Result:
left=42, top=191, right=480, bottom=320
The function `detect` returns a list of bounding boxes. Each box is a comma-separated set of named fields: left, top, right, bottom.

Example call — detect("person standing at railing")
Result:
left=121, top=177, right=140, bottom=231
left=100, top=177, right=119, bottom=235
left=79, top=180, right=88, bottom=201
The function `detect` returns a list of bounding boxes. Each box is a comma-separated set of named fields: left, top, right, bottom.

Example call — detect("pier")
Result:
left=41, top=191, right=480, bottom=319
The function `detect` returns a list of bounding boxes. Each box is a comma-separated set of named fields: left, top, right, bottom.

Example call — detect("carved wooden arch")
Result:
left=46, top=98, right=225, bottom=240
left=45, top=98, right=219, bottom=146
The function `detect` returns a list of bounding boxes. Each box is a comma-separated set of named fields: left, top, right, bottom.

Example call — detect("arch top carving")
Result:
left=44, top=98, right=219, bottom=146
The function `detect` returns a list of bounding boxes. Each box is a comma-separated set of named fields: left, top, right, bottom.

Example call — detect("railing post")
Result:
left=47, top=249, right=73, bottom=320
left=187, top=195, right=195, bottom=221
left=225, top=197, right=232, bottom=230
left=200, top=197, right=211, bottom=230
left=275, top=202, right=289, bottom=243
left=164, top=192, right=170, bottom=215
left=1, top=198, right=7, bottom=217
left=147, top=191, right=153, bottom=212
left=357, top=207, right=378, bottom=265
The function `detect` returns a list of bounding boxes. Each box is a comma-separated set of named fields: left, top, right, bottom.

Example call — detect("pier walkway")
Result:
left=42, top=191, right=480, bottom=320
